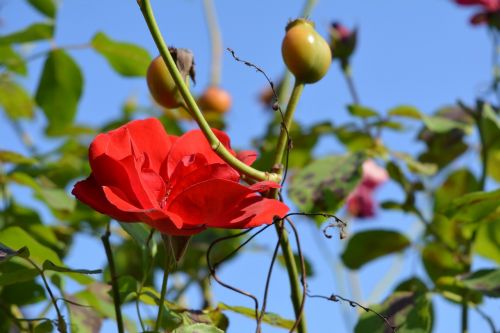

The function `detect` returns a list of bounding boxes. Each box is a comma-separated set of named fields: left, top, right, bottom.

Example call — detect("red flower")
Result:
left=454, top=0, right=500, bottom=26
left=329, top=22, right=357, bottom=66
left=346, top=160, right=388, bottom=219
left=72, top=118, right=289, bottom=235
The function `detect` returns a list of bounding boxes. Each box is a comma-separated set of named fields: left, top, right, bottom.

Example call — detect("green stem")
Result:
left=269, top=80, right=307, bottom=333
left=341, top=64, right=360, bottom=105
left=101, top=224, right=124, bottom=333
left=300, top=0, right=318, bottom=19
left=477, top=110, right=489, bottom=191
left=139, top=0, right=279, bottom=183
left=202, top=0, right=222, bottom=86
left=155, top=235, right=175, bottom=331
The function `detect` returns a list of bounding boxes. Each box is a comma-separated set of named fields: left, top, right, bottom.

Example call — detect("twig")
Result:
left=202, top=0, right=222, bottom=86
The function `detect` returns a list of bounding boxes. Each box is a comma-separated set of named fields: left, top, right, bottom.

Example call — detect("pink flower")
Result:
left=454, top=0, right=500, bottom=26
left=346, top=160, right=388, bottom=219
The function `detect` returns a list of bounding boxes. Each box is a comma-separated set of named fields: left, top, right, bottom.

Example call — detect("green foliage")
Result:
left=388, top=105, right=422, bottom=119
left=26, top=0, right=58, bottom=18
left=288, top=153, right=364, bottom=214
left=35, top=49, right=84, bottom=135
left=173, top=324, right=224, bottom=333
left=92, top=32, right=152, bottom=77
left=0, top=79, right=34, bottom=119
left=0, top=46, right=27, bottom=75
left=461, top=269, right=500, bottom=297
left=347, top=104, right=379, bottom=118
left=218, top=303, right=295, bottom=330
left=355, top=292, right=433, bottom=333
left=0, top=23, right=54, bottom=44
left=341, top=230, right=411, bottom=270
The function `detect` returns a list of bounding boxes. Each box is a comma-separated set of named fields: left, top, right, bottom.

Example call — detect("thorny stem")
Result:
left=268, top=80, right=307, bottom=333
left=202, top=0, right=222, bottom=86
left=138, top=0, right=280, bottom=183
left=101, top=223, right=124, bottom=333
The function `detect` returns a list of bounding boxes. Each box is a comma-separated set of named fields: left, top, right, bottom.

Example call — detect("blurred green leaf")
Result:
left=0, top=79, right=34, bottom=119
left=435, top=276, right=483, bottom=304
left=461, top=269, right=500, bottom=297
left=447, top=189, right=500, bottom=224
left=173, top=324, right=224, bottom=333
left=0, top=23, right=54, bottom=44
left=33, top=320, right=54, bottom=333
left=1, top=279, right=45, bottom=305
left=474, top=218, right=500, bottom=263
left=335, top=127, right=374, bottom=152
left=35, top=49, right=83, bottom=135
left=393, top=152, right=437, bottom=176
left=388, top=105, right=422, bottom=119
left=422, top=242, right=467, bottom=282
left=42, top=260, right=102, bottom=275
left=434, top=169, right=479, bottom=213
left=422, top=115, right=470, bottom=133
left=355, top=292, right=432, bottom=333
left=119, top=222, right=151, bottom=247
left=0, top=262, right=38, bottom=285
left=27, top=0, right=57, bottom=18
left=288, top=153, right=364, bottom=214
left=347, top=104, right=379, bottom=118
left=36, top=187, right=76, bottom=213
left=0, top=150, right=36, bottom=165
left=91, top=32, right=151, bottom=77
left=487, top=149, right=500, bottom=182
left=0, top=226, right=62, bottom=266
left=67, top=293, right=104, bottom=333
left=218, top=302, right=294, bottom=330
left=341, top=230, right=411, bottom=270
left=0, top=46, right=27, bottom=75
left=418, top=129, right=468, bottom=170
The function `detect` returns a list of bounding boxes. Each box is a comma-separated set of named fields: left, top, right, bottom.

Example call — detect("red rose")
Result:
left=72, top=118, right=289, bottom=235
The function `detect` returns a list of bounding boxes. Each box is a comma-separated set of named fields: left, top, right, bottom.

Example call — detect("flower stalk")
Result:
left=269, top=80, right=308, bottom=333
left=138, top=0, right=280, bottom=183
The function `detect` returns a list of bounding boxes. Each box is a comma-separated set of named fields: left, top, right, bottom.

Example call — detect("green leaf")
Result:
left=36, top=187, right=76, bottom=212
left=1, top=279, right=45, bottom=305
left=388, top=105, right=422, bottom=119
left=393, top=152, right=437, bottom=176
left=91, top=32, right=151, bottom=77
left=461, top=269, right=500, bottom=297
left=434, top=169, right=479, bottom=213
left=0, top=46, right=27, bottom=75
left=335, top=127, right=375, bottom=152
left=42, top=260, right=102, bottom=275
left=474, top=218, right=500, bottom=263
left=288, top=153, right=364, bottom=214
left=0, top=226, right=62, bottom=266
left=34, top=320, right=54, bottom=333
left=173, top=324, right=224, bottom=333
left=0, top=23, right=54, bottom=45
left=0, top=243, right=29, bottom=262
left=67, top=293, right=104, bottom=333
left=0, top=150, right=36, bottom=165
left=347, top=104, right=379, bottom=118
left=422, top=242, right=467, bottom=282
left=355, top=292, right=432, bottom=333
left=119, top=222, right=151, bottom=247
left=27, top=0, right=57, bottom=18
left=0, top=79, right=34, bottom=119
left=341, top=230, right=411, bottom=270
left=422, top=115, right=470, bottom=133
left=487, top=149, right=500, bottom=182
left=0, top=262, right=38, bottom=286
left=447, top=189, right=500, bottom=224
left=35, top=49, right=83, bottom=135
left=218, top=303, right=294, bottom=330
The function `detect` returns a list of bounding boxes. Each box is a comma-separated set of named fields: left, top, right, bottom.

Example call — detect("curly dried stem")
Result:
left=138, top=0, right=280, bottom=183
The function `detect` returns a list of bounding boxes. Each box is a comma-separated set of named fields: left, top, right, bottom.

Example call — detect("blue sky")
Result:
left=3, top=0, right=499, bottom=332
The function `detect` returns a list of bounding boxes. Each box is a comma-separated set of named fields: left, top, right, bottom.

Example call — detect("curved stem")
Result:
left=155, top=235, right=174, bottom=332
left=202, top=0, right=222, bottom=86
left=268, top=80, right=307, bottom=333
left=101, top=223, right=124, bottom=333
left=138, top=0, right=279, bottom=183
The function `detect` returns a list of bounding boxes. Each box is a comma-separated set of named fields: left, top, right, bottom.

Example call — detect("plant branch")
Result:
left=202, top=0, right=222, bottom=86
left=267, top=80, right=307, bottom=333
left=101, top=223, right=124, bottom=333
left=138, top=0, right=279, bottom=183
